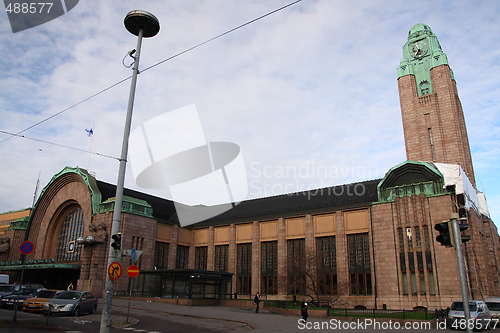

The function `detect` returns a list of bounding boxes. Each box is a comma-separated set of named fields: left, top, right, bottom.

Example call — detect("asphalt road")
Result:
left=0, top=306, right=251, bottom=333
left=3, top=301, right=500, bottom=333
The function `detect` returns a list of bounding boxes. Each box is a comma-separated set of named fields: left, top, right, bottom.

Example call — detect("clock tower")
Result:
left=397, top=23, right=475, bottom=185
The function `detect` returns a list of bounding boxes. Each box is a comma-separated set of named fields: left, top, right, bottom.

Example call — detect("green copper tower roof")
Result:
left=398, top=24, right=454, bottom=96
left=408, top=23, right=433, bottom=39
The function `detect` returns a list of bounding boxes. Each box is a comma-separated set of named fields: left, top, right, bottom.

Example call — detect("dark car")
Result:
left=0, top=284, right=44, bottom=299
left=0, top=287, right=40, bottom=309
left=0, top=284, right=19, bottom=298
left=43, top=290, right=97, bottom=316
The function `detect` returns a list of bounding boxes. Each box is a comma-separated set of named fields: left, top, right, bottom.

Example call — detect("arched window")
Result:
left=56, top=208, right=84, bottom=261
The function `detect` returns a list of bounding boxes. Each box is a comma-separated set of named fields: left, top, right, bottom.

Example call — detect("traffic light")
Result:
left=458, top=220, right=471, bottom=244
left=111, top=233, right=122, bottom=250
left=435, top=221, right=454, bottom=247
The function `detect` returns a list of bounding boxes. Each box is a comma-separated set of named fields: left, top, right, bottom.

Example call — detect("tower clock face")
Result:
left=410, top=39, right=429, bottom=58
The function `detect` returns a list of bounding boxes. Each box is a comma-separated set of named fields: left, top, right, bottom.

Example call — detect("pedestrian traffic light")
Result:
left=111, top=233, right=122, bottom=250
left=435, top=221, right=454, bottom=247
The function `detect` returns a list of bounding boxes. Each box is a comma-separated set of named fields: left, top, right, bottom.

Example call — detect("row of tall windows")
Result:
left=398, top=226, right=436, bottom=295
left=153, top=233, right=372, bottom=296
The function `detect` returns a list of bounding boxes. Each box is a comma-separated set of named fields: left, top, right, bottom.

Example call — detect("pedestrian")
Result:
left=253, top=292, right=261, bottom=313
left=67, top=283, right=74, bottom=290
left=301, top=300, right=308, bottom=322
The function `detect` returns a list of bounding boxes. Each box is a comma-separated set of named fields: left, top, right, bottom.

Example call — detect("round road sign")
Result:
left=108, top=261, right=122, bottom=281
left=127, top=265, right=140, bottom=278
left=20, top=241, right=34, bottom=255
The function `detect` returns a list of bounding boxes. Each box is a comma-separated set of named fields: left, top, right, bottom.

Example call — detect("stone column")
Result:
left=251, top=221, right=260, bottom=296
left=229, top=224, right=237, bottom=294
left=278, top=218, right=287, bottom=298
left=207, top=226, right=215, bottom=271
left=167, top=225, right=178, bottom=269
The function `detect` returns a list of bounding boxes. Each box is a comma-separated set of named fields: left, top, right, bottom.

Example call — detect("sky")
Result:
left=0, top=0, right=499, bottom=227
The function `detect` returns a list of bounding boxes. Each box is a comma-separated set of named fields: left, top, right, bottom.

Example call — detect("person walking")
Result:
left=301, top=300, right=309, bottom=322
left=253, top=292, right=261, bottom=313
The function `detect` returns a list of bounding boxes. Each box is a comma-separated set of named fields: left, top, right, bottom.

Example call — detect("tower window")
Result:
left=419, top=81, right=430, bottom=95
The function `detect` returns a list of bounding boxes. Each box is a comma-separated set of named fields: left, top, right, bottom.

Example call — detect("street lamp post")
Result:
left=100, top=10, right=159, bottom=333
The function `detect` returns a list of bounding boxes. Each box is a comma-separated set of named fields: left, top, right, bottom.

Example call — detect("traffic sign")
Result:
left=130, top=248, right=136, bottom=262
left=108, top=261, right=122, bottom=281
left=19, top=241, right=34, bottom=255
left=127, top=265, right=140, bottom=278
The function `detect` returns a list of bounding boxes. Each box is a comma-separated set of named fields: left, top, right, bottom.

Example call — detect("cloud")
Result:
left=0, top=0, right=499, bottom=227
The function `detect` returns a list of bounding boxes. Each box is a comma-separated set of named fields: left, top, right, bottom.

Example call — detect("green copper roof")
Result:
left=33, top=167, right=155, bottom=219
left=33, top=166, right=102, bottom=216
left=397, top=24, right=454, bottom=95
left=408, top=23, right=433, bottom=39
left=376, top=160, right=446, bottom=202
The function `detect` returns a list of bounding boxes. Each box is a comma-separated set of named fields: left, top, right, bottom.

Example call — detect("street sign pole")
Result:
left=126, top=262, right=139, bottom=323
left=12, top=256, right=25, bottom=323
left=127, top=275, right=132, bottom=323
left=13, top=241, right=34, bottom=322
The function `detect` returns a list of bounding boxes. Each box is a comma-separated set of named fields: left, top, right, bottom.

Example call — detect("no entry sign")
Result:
left=127, top=265, right=140, bottom=278
left=19, top=241, right=34, bottom=255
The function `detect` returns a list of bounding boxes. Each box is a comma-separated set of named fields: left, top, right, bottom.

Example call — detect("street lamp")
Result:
left=100, top=10, right=159, bottom=333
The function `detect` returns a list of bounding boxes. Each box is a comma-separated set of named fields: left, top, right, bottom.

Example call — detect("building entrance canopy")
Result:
left=129, top=269, right=233, bottom=300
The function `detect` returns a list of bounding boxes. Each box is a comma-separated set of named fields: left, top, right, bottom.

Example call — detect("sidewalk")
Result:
left=111, top=298, right=306, bottom=332
left=110, top=298, right=441, bottom=333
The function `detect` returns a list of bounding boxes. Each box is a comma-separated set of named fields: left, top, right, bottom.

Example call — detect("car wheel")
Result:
left=74, top=306, right=80, bottom=317
left=90, top=304, right=97, bottom=314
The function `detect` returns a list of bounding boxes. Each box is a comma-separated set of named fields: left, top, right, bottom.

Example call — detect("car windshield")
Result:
left=451, top=302, right=478, bottom=312
left=34, top=290, right=56, bottom=298
left=20, top=288, right=37, bottom=295
left=55, top=291, right=81, bottom=300
left=0, top=286, right=15, bottom=292
left=486, top=302, right=500, bottom=311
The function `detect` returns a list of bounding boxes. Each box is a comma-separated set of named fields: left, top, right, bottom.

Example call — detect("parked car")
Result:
left=0, top=287, right=41, bottom=309
left=485, top=297, right=500, bottom=320
left=0, top=284, right=18, bottom=298
left=42, top=290, right=97, bottom=316
left=22, top=289, right=65, bottom=312
left=447, top=300, right=491, bottom=330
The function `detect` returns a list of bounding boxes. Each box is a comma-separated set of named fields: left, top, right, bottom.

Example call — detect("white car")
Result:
left=484, top=298, right=500, bottom=320
left=447, top=300, right=491, bottom=330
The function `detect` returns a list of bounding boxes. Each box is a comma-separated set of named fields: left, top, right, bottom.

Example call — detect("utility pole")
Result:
left=450, top=212, right=472, bottom=333
left=99, top=10, right=159, bottom=333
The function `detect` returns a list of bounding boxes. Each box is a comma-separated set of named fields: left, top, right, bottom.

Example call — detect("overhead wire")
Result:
left=0, top=0, right=302, bottom=150
left=0, top=130, right=120, bottom=160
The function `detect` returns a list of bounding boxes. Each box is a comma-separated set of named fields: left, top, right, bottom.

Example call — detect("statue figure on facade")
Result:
left=93, top=222, right=107, bottom=244
left=0, top=237, right=10, bottom=252
left=85, top=222, right=106, bottom=244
